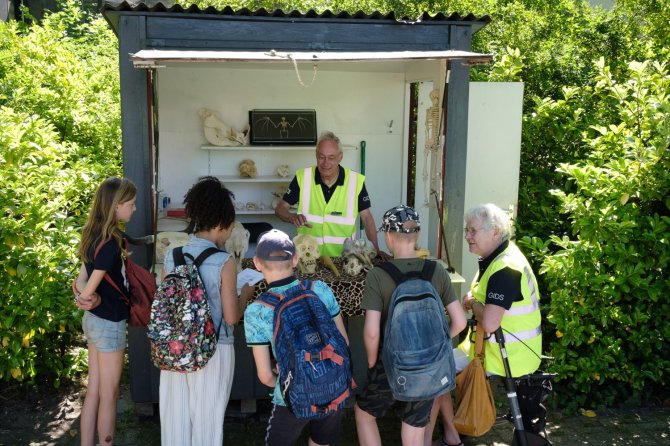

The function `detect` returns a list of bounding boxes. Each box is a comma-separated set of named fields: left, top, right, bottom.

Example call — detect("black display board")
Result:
left=249, top=109, right=317, bottom=145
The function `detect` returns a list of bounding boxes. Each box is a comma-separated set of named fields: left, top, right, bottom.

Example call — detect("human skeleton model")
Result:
left=224, top=221, right=250, bottom=272
left=423, top=89, right=443, bottom=205
left=198, top=108, right=248, bottom=146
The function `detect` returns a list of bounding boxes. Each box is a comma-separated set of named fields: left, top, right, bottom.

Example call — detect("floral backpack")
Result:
left=147, top=247, right=224, bottom=373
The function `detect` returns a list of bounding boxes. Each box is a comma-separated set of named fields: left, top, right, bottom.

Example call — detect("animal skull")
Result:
left=343, top=255, right=364, bottom=276
left=199, top=108, right=248, bottom=146
left=239, top=159, right=257, bottom=178
left=224, top=221, right=250, bottom=272
left=276, top=164, right=290, bottom=178
left=293, top=234, right=319, bottom=275
left=342, top=237, right=376, bottom=270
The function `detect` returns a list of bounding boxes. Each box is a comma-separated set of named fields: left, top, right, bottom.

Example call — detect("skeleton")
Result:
left=198, top=108, right=248, bottom=146
left=224, top=221, right=250, bottom=272
left=238, top=159, right=257, bottom=178
left=276, top=164, right=290, bottom=178
left=293, top=233, right=319, bottom=275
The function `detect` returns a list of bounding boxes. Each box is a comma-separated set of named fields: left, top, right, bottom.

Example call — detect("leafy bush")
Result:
left=0, top=1, right=121, bottom=385
left=538, top=60, right=670, bottom=408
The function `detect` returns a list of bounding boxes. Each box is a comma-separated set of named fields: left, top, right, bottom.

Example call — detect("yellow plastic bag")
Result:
left=453, top=329, right=496, bottom=436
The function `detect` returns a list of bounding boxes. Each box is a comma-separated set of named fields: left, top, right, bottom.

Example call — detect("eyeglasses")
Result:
left=464, top=226, right=488, bottom=236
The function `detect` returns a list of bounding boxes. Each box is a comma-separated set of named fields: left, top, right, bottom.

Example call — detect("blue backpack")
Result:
left=380, top=261, right=456, bottom=401
left=257, top=280, right=354, bottom=419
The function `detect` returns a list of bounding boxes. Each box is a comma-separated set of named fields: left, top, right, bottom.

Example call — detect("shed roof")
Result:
left=102, top=2, right=491, bottom=36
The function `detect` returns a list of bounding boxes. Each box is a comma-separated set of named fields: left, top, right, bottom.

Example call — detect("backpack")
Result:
left=380, top=260, right=456, bottom=401
left=147, top=247, right=223, bottom=373
left=93, top=239, right=156, bottom=327
left=257, top=280, right=354, bottom=420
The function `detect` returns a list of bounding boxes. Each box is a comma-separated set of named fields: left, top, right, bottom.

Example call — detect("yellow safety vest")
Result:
left=296, top=167, right=364, bottom=257
left=469, top=241, right=542, bottom=377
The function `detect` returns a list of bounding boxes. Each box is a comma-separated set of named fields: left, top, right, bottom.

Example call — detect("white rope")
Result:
left=288, top=54, right=318, bottom=88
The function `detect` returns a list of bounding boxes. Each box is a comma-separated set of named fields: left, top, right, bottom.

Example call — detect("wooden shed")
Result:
left=101, top=1, right=496, bottom=406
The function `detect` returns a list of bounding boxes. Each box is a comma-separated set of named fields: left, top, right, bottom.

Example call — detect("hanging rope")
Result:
left=265, top=50, right=319, bottom=88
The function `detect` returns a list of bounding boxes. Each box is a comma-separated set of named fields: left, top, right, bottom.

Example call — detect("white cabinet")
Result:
left=201, top=144, right=360, bottom=215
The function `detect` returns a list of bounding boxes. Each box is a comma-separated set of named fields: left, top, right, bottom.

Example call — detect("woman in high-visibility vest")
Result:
left=461, top=203, right=542, bottom=376
left=427, top=203, right=542, bottom=446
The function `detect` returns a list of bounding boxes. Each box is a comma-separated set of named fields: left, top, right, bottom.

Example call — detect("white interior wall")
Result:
left=460, top=82, right=524, bottom=288
left=155, top=63, right=416, bottom=246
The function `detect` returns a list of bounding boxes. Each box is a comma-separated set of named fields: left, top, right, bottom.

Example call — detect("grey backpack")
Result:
left=380, top=261, right=456, bottom=401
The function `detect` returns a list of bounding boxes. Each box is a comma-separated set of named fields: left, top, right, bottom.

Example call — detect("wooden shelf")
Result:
left=235, top=209, right=276, bottom=215
left=216, top=175, right=292, bottom=183
left=201, top=144, right=357, bottom=151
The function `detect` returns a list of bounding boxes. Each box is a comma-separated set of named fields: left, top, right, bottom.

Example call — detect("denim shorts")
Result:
left=82, top=311, right=127, bottom=353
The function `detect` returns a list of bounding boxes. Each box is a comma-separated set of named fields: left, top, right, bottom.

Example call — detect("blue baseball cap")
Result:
left=255, top=229, right=296, bottom=261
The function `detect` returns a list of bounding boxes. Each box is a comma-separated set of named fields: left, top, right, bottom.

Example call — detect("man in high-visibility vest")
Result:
left=275, top=131, right=388, bottom=258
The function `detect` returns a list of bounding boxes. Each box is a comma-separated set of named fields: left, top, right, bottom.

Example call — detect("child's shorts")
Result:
left=266, top=404, right=343, bottom=446
left=82, top=311, right=126, bottom=353
left=355, top=360, right=434, bottom=427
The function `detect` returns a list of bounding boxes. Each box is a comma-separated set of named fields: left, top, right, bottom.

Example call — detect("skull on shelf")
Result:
left=276, top=164, right=290, bottom=178
left=238, top=159, right=257, bottom=178
left=342, top=255, right=364, bottom=276
left=293, top=233, right=319, bottom=275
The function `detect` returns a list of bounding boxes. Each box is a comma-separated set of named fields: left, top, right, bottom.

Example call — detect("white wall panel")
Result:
left=460, top=82, right=524, bottom=288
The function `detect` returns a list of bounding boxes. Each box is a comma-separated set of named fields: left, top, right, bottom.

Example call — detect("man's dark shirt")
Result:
left=281, top=165, right=371, bottom=211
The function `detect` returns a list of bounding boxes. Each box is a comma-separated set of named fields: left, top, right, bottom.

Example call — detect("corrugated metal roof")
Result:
left=101, top=1, right=491, bottom=25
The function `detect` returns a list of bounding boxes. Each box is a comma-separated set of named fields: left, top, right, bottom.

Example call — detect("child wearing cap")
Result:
left=243, top=229, right=349, bottom=446
left=354, top=205, right=467, bottom=446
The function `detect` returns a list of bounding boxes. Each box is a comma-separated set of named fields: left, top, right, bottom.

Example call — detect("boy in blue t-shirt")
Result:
left=244, top=229, right=349, bottom=446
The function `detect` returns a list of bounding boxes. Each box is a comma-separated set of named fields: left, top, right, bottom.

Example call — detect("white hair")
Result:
left=464, top=203, right=513, bottom=242
left=316, top=131, right=342, bottom=155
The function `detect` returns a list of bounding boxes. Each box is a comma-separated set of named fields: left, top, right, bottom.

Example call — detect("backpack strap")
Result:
left=194, top=247, right=223, bottom=267
left=420, top=260, right=437, bottom=282
left=173, top=246, right=187, bottom=267
left=172, top=246, right=221, bottom=267
left=93, top=238, right=130, bottom=303
left=378, top=262, right=405, bottom=285
left=257, top=278, right=313, bottom=309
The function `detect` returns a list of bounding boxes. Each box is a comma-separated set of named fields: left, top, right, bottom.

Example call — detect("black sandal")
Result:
left=440, top=439, right=464, bottom=446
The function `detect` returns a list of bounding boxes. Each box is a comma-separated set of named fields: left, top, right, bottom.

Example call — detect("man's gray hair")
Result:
left=464, top=203, right=513, bottom=242
left=316, top=131, right=342, bottom=155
